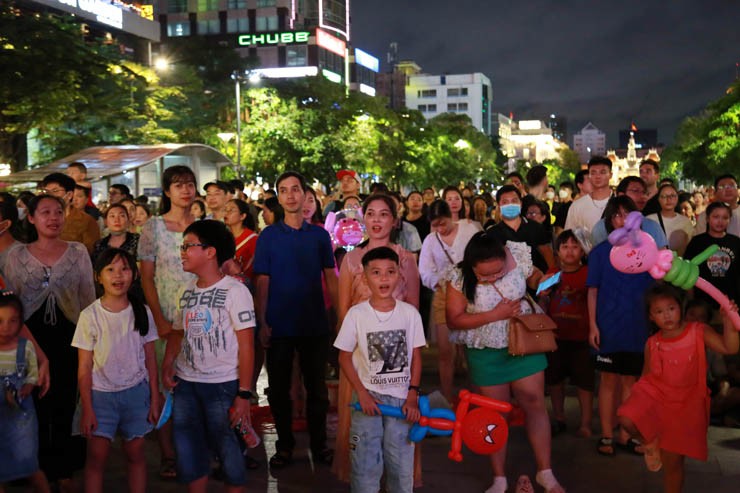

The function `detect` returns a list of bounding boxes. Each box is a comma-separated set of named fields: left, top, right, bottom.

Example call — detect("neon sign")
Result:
left=237, top=31, right=310, bottom=47
left=316, top=28, right=346, bottom=57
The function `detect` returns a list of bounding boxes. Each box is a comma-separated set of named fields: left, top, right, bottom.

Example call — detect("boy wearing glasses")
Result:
left=162, top=220, right=256, bottom=492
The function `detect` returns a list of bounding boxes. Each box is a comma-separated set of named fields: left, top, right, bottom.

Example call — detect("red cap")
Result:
left=336, top=169, right=360, bottom=183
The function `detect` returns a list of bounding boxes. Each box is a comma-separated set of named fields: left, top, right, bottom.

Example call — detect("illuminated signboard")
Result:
left=322, top=69, right=342, bottom=84
left=141, top=5, right=154, bottom=20
left=354, top=48, right=379, bottom=73
left=359, top=84, right=376, bottom=97
left=237, top=31, right=310, bottom=47
left=57, top=0, right=123, bottom=28
left=255, top=66, right=319, bottom=78
left=316, top=28, right=346, bottom=57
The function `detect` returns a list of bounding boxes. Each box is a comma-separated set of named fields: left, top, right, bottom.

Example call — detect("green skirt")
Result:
left=465, top=347, right=547, bottom=386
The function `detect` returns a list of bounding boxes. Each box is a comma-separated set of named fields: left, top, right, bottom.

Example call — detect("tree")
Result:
left=664, top=81, right=740, bottom=183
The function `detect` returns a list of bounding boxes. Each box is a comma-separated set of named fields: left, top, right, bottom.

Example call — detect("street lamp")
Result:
left=230, top=70, right=261, bottom=179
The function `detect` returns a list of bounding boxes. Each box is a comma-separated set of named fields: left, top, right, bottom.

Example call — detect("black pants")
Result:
left=266, top=335, right=330, bottom=454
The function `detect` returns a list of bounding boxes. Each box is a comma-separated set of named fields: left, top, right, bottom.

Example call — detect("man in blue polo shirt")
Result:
left=253, top=171, right=338, bottom=469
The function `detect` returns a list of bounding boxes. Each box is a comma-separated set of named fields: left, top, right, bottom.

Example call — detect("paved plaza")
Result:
left=10, top=346, right=740, bottom=492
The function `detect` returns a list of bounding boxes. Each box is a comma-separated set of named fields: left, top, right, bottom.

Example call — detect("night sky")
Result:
left=352, top=0, right=739, bottom=147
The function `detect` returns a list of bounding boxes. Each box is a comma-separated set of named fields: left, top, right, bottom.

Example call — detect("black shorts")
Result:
left=594, top=351, right=644, bottom=377
left=545, top=340, right=595, bottom=392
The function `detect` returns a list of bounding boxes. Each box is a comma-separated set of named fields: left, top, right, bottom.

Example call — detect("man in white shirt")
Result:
left=694, top=174, right=740, bottom=236
left=564, top=156, right=613, bottom=234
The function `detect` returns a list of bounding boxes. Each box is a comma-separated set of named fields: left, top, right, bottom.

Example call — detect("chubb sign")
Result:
left=237, top=31, right=310, bottom=47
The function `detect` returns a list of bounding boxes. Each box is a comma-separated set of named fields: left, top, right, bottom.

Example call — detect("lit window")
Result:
left=197, top=0, right=218, bottom=12
left=226, top=17, right=249, bottom=32
left=255, top=15, right=278, bottom=31
left=197, top=19, right=220, bottom=34
left=227, top=0, right=247, bottom=8
left=287, top=45, right=308, bottom=66
left=167, top=21, right=191, bottom=37
left=168, top=0, right=187, bottom=13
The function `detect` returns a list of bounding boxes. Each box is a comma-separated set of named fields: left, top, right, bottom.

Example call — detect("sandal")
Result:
left=312, top=447, right=334, bottom=466
left=159, top=457, right=177, bottom=479
left=616, top=438, right=644, bottom=456
left=269, top=449, right=293, bottom=469
left=597, top=437, right=615, bottom=456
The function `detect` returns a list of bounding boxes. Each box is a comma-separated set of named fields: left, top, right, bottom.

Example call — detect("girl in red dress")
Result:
left=618, top=284, right=739, bottom=493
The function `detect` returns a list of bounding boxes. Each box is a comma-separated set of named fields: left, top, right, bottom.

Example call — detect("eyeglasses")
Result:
left=717, top=184, right=738, bottom=191
left=39, top=187, right=66, bottom=196
left=180, top=243, right=209, bottom=252
left=223, top=208, right=238, bottom=214
left=659, top=194, right=678, bottom=200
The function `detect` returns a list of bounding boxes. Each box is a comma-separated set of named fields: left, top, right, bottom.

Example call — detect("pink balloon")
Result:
left=609, top=230, right=660, bottom=274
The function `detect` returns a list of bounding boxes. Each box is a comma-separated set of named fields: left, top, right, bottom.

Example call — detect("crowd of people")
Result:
left=0, top=157, right=739, bottom=493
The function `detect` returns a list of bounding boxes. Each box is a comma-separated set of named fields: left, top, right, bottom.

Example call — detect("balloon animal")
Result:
left=608, top=211, right=740, bottom=329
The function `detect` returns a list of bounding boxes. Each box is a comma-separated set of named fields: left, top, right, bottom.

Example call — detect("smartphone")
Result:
left=536, top=271, right=561, bottom=295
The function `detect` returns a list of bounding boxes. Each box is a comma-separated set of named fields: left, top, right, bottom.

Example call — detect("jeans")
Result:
left=172, top=379, right=246, bottom=485
left=350, top=392, right=414, bottom=493
left=266, top=335, right=329, bottom=453
left=90, top=380, right=153, bottom=440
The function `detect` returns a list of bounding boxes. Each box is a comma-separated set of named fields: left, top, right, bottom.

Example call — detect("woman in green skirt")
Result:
left=446, top=232, right=565, bottom=493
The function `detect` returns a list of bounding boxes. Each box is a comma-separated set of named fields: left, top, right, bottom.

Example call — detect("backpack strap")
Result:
left=15, top=337, right=27, bottom=378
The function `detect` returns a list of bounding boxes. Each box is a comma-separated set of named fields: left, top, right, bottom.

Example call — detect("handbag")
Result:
left=504, top=293, right=557, bottom=356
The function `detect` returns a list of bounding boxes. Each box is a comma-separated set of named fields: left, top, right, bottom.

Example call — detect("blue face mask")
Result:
left=500, top=203, right=521, bottom=219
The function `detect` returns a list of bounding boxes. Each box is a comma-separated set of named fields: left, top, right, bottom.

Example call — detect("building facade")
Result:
left=509, top=120, right=568, bottom=164
left=154, top=0, right=378, bottom=92
left=573, top=122, right=606, bottom=164
left=405, top=72, right=493, bottom=135
left=20, top=0, right=160, bottom=64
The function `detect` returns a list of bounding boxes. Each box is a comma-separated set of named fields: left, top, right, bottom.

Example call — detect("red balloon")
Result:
left=460, top=407, right=508, bottom=455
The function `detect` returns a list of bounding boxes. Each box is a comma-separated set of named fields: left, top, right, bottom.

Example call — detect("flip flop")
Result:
left=616, top=438, right=644, bottom=456
left=597, top=437, right=615, bottom=456
left=643, top=440, right=662, bottom=472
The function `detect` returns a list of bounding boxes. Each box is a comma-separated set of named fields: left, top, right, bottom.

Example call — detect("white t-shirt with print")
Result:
left=174, top=275, right=256, bottom=383
left=334, top=300, right=426, bottom=400
left=72, top=300, right=158, bottom=392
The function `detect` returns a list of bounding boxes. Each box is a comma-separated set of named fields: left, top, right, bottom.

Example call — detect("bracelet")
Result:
left=408, top=385, right=421, bottom=394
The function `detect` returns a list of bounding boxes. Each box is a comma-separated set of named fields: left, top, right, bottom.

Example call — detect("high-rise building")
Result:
left=405, top=71, right=493, bottom=135
left=19, top=0, right=160, bottom=64
left=509, top=120, right=568, bottom=164
left=376, top=59, right=422, bottom=110
left=154, top=0, right=378, bottom=93
left=547, top=114, right=567, bottom=143
left=573, top=122, right=606, bottom=163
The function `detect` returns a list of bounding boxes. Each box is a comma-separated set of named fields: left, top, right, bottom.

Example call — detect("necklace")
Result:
left=589, top=194, right=608, bottom=213
left=371, top=303, right=396, bottom=323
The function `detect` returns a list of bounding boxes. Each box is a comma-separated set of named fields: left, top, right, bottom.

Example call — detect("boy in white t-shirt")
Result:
left=162, top=220, right=256, bottom=492
left=334, top=246, right=426, bottom=493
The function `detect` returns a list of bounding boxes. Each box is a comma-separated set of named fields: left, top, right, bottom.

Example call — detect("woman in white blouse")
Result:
left=5, top=194, right=96, bottom=490
left=446, top=232, right=563, bottom=493
left=646, top=183, right=694, bottom=256
left=418, top=199, right=480, bottom=404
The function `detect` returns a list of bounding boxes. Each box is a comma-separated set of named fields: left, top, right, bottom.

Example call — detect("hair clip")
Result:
left=0, top=289, right=15, bottom=296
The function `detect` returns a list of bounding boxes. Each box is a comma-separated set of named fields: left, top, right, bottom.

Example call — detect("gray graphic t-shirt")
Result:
left=335, top=300, right=426, bottom=400
left=174, top=275, right=255, bottom=383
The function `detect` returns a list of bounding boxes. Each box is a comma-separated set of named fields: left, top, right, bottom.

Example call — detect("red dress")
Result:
left=618, top=322, right=710, bottom=460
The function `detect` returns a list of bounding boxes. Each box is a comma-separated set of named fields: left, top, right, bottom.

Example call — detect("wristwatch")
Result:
left=236, top=389, right=254, bottom=400
left=408, top=385, right=421, bottom=394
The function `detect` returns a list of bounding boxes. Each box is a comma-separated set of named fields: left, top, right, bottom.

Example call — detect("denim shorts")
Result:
left=90, top=379, right=153, bottom=441
left=350, top=391, right=414, bottom=493
left=172, top=378, right=246, bottom=485
left=0, top=397, right=39, bottom=482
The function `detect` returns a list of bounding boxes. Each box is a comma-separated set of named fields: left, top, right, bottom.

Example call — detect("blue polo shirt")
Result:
left=253, top=220, right=335, bottom=338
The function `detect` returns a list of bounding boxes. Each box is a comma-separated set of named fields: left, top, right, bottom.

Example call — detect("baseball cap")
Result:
left=336, top=170, right=360, bottom=183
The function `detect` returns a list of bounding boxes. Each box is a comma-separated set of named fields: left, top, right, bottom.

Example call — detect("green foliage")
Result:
left=665, top=81, right=740, bottom=184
